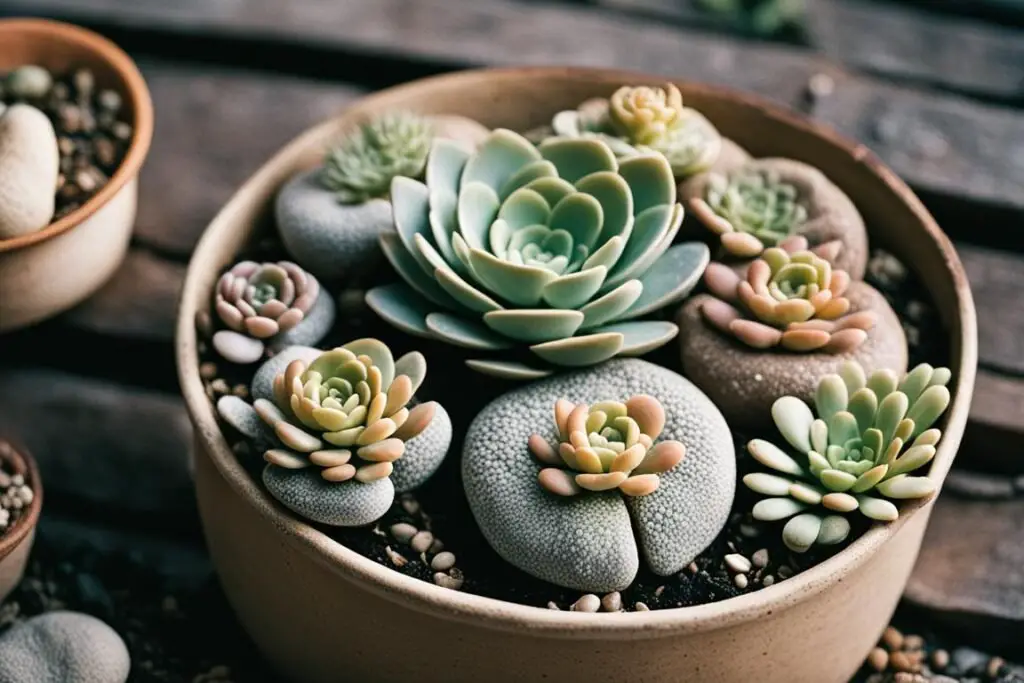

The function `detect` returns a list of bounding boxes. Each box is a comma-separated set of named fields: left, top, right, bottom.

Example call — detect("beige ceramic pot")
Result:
left=0, top=440, right=42, bottom=602
left=176, top=67, right=977, bottom=683
left=0, top=18, right=153, bottom=333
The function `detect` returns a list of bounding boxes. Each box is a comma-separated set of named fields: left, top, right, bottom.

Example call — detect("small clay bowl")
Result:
left=0, top=18, right=154, bottom=333
left=0, top=440, right=43, bottom=602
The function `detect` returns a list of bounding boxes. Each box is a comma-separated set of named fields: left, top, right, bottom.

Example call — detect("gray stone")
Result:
left=390, top=402, right=453, bottom=493
left=462, top=359, right=735, bottom=593
left=212, top=330, right=265, bottom=365
left=275, top=167, right=391, bottom=280
left=250, top=346, right=322, bottom=402
left=270, top=287, right=336, bottom=350
left=0, top=611, right=130, bottom=683
left=263, top=464, right=394, bottom=527
left=215, top=395, right=275, bottom=451
left=944, top=469, right=1016, bottom=501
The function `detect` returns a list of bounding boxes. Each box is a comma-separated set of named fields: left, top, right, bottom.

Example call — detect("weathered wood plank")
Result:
left=0, top=369, right=194, bottom=519
left=63, top=247, right=185, bottom=342
left=133, top=61, right=364, bottom=255
left=807, top=0, right=1024, bottom=101
left=964, top=369, right=1024, bottom=474
left=959, top=245, right=1024, bottom=376
left=10, top=0, right=1024, bottom=217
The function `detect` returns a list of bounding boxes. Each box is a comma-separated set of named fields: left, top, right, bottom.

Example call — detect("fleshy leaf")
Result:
left=814, top=374, right=849, bottom=423
left=617, top=242, right=710, bottom=321
left=617, top=154, right=675, bottom=213
left=365, top=283, right=435, bottom=339
left=578, top=280, right=643, bottom=330
left=425, top=312, right=513, bottom=350
left=530, top=332, right=624, bottom=366
left=771, top=396, right=815, bottom=455
left=379, top=232, right=455, bottom=309
left=538, top=137, right=618, bottom=183
left=591, top=320, right=678, bottom=357
left=464, top=359, right=553, bottom=380
left=752, top=497, right=807, bottom=521
left=747, top=439, right=805, bottom=476
left=461, top=129, right=541, bottom=192
left=542, top=267, right=608, bottom=310
left=483, top=309, right=584, bottom=343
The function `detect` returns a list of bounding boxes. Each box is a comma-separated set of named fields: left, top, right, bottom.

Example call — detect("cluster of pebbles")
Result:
left=383, top=494, right=464, bottom=591
left=0, top=441, right=34, bottom=534
left=862, top=625, right=1022, bottom=683
left=1, top=64, right=133, bottom=220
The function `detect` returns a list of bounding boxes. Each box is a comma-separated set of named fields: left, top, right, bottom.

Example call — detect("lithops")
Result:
left=275, top=111, right=489, bottom=279
left=217, top=339, right=452, bottom=526
left=366, top=127, right=710, bottom=379
left=463, top=359, right=735, bottom=593
left=0, top=103, right=59, bottom=239
left=744, top=361, right=951, bottom=552
left=541, top=83, right=722, bottom=177
left=531, top=395, right=685, bottom=497
left=210, top=260, right=335, bottom=364
left=680, top=157, right=869, bottom=277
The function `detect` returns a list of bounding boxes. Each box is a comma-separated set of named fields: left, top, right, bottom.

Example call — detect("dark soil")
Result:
left=200, top=222, right=950, bottom=612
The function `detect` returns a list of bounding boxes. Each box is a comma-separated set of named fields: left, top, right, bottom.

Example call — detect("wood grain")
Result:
left=959, top=245, right=1024, bottom=376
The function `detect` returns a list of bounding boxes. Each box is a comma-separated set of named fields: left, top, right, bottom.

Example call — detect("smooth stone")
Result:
left=905, top=495, right=1024, bottom=650
left=943, top=469, right=1016, bottom=500
left=677, top=282, right=907, bottom=430
left=0, top=104, right=59, bottom=239
left=463, top=359, right=735, bottom=593
left=275, top=167, right=391, bottom=280
left=212, top=330, right=265, bottom=365
left=263, top=463, right=394, bottom=527
left=269, top=287, right=336, bottom=350
left=250, top=346, right=322, bottom=402
left=0, top=611, right=130, bottom=683
left=390, top=401, right=452, bottom=493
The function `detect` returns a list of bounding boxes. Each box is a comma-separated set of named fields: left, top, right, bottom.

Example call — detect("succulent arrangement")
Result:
left=539, top=84, right=722, bottom=177
left=203, top=80, right=954, bottom=609
left=365, top=127, right=709, bottom=378
left=744, top=361, right=951, bottom=552
left=531, top=395, right=685, bottom=497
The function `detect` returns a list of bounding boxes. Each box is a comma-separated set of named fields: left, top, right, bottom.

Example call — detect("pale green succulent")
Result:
left=323, top=112, right=433, bottom=204
left=744, top=361, right=952, bottom=553
left=703, top=169, right=807, bottom=251
left=365, top=128, right=709, bottom=379
left=546, top=84, right=722, bottom=177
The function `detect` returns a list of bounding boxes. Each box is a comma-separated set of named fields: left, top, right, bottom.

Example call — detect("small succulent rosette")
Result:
left=536, top=84, right=722, bottom=178
left=679, top=157, right=869, bottom=277
left=216, top=339, right=452, bottom=526
left=530, top=395, right=685, bottom=497
left=701, top=236, right=874, bottom=354
left=463, top=359, right=736, bottom=594
left=274, top=111, right=490, bottom=279
left=365, top=127, right=710, bottom=380
left=744, top=361, right=951, bottom=552
left=211, top=260, right=335, bottom=364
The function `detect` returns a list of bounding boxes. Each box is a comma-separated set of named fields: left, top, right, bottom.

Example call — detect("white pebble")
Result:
left=547, top=601, right=560, bottom=610
left=751, top=549, right=769, bottom=568
left=389, top=523, right=417, bottom=544
left=634, top=602, right=650, bottom=612
left=11, top=475, right=23, bottom=487
left=433, top=571, right=464, bottom=590
left=600, top=591, right=622, bottom=612
left=724, top=553, right=752, bottom=574
left=571, top=594, right=600, bottom=613
left=763, top=575, right=775, bottom=587
left=0, top=472, right=10, bottom=488
left=430, top=551, right=456, bottom=572
left=410, top=530, right=434, bottom=553
left=212, top=330, right=265, bottom=365
left=734, top=574, right=749, bottom=589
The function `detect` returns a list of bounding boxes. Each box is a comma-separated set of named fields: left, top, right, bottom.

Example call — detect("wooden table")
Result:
left=1, top=0, right=1023, bottom=679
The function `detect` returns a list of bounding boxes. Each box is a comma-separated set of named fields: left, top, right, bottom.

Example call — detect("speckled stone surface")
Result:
left=275, top=168, right=391, bottom=280
left=0, top=611, right=130, bottom=683
left=216, top=395, right=276, bottom=450
left=679, top=157, right=869, bottom=279
left=263, top=465, right=395, bottom=527
left=391, top=402, right=453, bottom=493
left=463, top=359, right=736, bottom=593
left=250, top=346, right=322, bottom=403
left=678, top=282, right=908, bottom=430
left=271, top=288, right=336, bottom=351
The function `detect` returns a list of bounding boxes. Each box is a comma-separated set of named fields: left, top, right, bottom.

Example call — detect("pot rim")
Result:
left=0, top=438, right=43, bottom=563
left=176, top=66, right=978, bottom=640
left=0, top=17, right=154, bottom=254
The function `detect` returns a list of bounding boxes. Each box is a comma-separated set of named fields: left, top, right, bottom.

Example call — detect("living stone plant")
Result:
left=217, top=339, right=452, bottom=526
left=744, top=361, right=951, bottom=552
left=365, top=127, right=710, bottom=379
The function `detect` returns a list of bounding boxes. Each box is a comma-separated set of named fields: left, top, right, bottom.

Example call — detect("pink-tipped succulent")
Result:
left=529, top=394, right=686, bottom=497
left=215, top=260, right=319, bottom=340
left=700, top=236, right=875, bottom=353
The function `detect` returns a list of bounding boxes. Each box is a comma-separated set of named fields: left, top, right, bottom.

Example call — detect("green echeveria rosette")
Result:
left=322, top=112, right=433, bottom=204
left=365, top=128, right=710, bottom=379
left=546, top=84, right=722, bottom=178
left=744, top=360, right=952, bottom=553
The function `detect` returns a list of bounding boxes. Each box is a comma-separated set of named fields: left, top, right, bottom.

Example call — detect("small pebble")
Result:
left=430, top=552, right=456, bottom=572
left=931, top=649, right=950, bottom=671
left=751, top=548, right=769, bottom=569
left=199, top=362, right=218, bottom=380
left=762, top=575, right=775, bottom=587
left=210, top=379, right=230, bottom=396
left=433, top=570, right=463, bottom=591
left=807, top=72, right=835, bottom=99
left=882, top=626, right=904, bottom=651
left=654, top=585, right=665, bottom=597
left=547, top=601, right=560, bottom=610
left=400, top=497, right=421, bottom=515
left=892, top=673, right=925, bottom=683
left=988, top=657, right=1006, bottom=678
left=739, top=523, right=760, bottom=538
left=868, top=647, right=889, bottom=672
left=389, top=523, right=417, bottom=544
left=195, top=310, right=213, bottom=338
left=384, top=546, right=407, bottom=568
left=634, top=602, right=649, bottom=612
left=733, top=574, right=749, bottom=590
left=232, top=384, right=249, bottom=399
left=6, top=65, right=52, bottom=99
left=724, top=553, right=752, bottom=574
left=687, top=562, right=698, bottom=574
left=570, top=594, right=600, bottom=613
left=410, top=530, right=434, bottom=553
left=777, top=565, right=793, bottom=579
left=600, top=592, right=622, bottom=612
left=889, top=651, right=920, bottom=674
left=428, top=539, right=444, bottom=555
left=902, top=634, right=924, bottom=651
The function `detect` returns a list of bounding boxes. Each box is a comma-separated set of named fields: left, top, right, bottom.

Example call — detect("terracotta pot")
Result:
left=0, top=440, right=43, bottom=602
left=175, top=67, right=977, bottom=683
left=0, top=18, right=153, bottom=333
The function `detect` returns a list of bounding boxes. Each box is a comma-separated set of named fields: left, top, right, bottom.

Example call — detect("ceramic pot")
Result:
left=0, top=18, right=153, bottom=333
left=0, top=441, right=43, bottom=602
left=175, top=67, right=977, bottom=683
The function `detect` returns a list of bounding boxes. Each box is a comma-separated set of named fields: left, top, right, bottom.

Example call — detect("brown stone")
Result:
left=677, top=282, right=907, bottom=430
